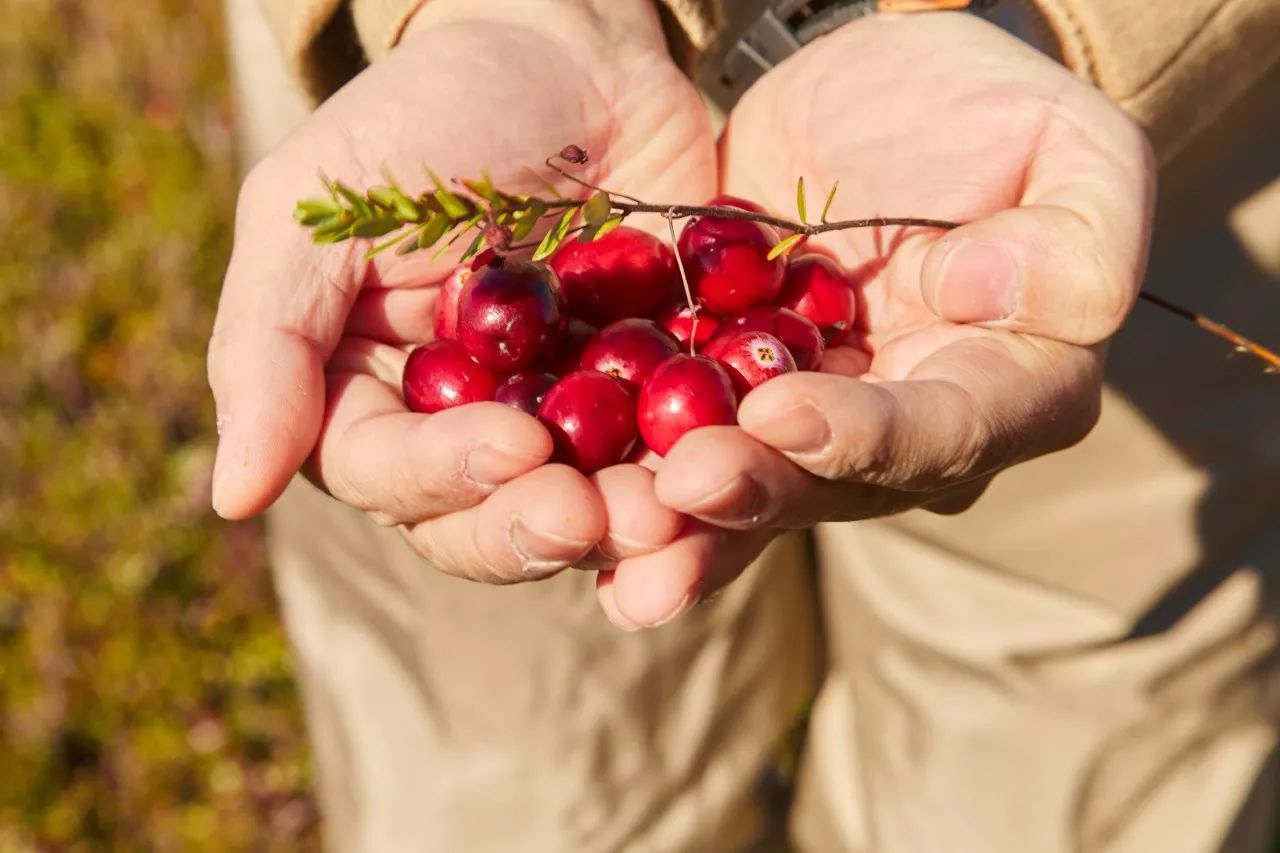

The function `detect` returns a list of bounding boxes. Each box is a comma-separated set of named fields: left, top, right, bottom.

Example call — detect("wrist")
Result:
left=402, top=0, right=669, bottom=56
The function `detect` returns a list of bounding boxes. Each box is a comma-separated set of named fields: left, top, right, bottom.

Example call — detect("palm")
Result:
left=724, top=12, right=1110, bottom=376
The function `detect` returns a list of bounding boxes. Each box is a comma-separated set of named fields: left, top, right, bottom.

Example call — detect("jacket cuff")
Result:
left=1032, top=0, right=1280, bottom=162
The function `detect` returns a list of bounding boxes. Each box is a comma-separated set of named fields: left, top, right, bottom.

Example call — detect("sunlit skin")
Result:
left=209, top=3, right=1153, bottom=622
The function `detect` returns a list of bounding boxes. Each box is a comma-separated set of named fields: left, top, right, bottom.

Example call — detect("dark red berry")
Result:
left=703, top=331, right=797, bottom=396
left=780, top=255, right=857, bottom=346
left=678, top=216, right=785, bottom=315
left=494, top=371, right=557, bottom=415
left=540, top=319, right=597, bottom=376
left=549, top=226, right=678, bottom=325
left=402, top=339, right=499, bottom=414
left=457, top=260, right=564, bottom=372
left=637, top=354, right=738, bottom=456
left=433, top=265, right=472, bottom=340
left=714, top=307, right=825, bottom=371
left=579, top=319, right=680, bottom=389
left=537, top=371, right=637, bottom=473
left=656, top=303, right=721, bottom=352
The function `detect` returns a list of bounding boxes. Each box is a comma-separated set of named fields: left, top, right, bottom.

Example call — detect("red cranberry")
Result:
left=714, top=307, right=825, bottom=371
left=402, top=339, right=499, bottom=414
left=780, top=255, right=857, bottom=346
left=433, top=265, right=471, bottom=340
left=457, top=260, right=564, bottom=372
left=707, top=194, right=767, bottom=215
left=537, top=371, right=637, bottom=473
left=678, top=216, right=784, bottom=315
left=637, top=354, right=738, bottom=457
left=539, top=319, right=597, bottom=376
left=656, top=302, right=721, bottom=352
left=579, top=319, right=680, bottom=389
left=703, top=331, right=797, bottom=396
left=549, top=226, right=678, bottom=325
left=494, top=371, right=557, bottom=415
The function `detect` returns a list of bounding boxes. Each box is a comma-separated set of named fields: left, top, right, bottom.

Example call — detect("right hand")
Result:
left=208, top=0, right=711, bottom=582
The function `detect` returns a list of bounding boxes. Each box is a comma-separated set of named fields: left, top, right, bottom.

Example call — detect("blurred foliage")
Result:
left=0, top=0, right=319, bottom=848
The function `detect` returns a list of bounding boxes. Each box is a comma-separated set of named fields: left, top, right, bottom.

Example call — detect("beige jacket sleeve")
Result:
left=257, top=0, right=1279, bottom=160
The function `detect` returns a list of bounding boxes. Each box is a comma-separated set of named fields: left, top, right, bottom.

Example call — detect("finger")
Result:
left=737, top=333, right=1102, bottom=490
left=919, top=89, right=1155, bottom=345
left=607, top=523, right=775, bottom=629
left=590, top=465, right=686, bottom=561
left=208, top=158, right=366, bottom=520
left=326, top=336, right=407, bottom=385
left=346, top=286, right=440, bottom=345
left=654, top=427, right=915, bottom=528
left=310, top=371, right=552, bottom=524
left=406, top=463, right=606, bottom=584
left=595, top=571, right=642, bottom=632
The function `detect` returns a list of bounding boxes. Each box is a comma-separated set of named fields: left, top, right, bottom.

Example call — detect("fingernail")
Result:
left=739, top=403, right=830, bottom=454
left=646, top=590, right=698, bottom=629
left=466, top=444, right=538, bottom=488
left=683, top=475, right=770, bottom=526
left=509, top=516, right=592, bottom=577
left=926, top=241, right=1019, bottom=322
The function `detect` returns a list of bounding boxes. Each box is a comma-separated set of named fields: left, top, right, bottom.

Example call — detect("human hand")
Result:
left=208, top=0, right=711, bottom=581
left=597, top=12, right=1155, bottom=628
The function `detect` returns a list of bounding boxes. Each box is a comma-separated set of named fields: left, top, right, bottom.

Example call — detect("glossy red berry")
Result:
left=678, top=216, right=785, bottom=315
left=457, top=260, right=564, bottom=372
left=433, top=265, right=471, bottom=340
left=494, top=371, right=557, bottom=415
left=637, top=354, right=738, bottom=456
left=579, top=319, right=680, bottom=389
left=780, top=255, right=857, bottom=346
left=549, top=226, right=678, bottom=325
left=539, top=319, right=597, bottom=376
left=656, top=302, right=721, bottom=352
left=714, top=307, right=825, bottom=372
left=702, top=331, right=797, bottom=396
left=402, top=339, right=499, bottom=414
left=537, top=371, right=638, bottom=473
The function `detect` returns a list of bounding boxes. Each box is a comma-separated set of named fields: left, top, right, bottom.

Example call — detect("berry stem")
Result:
left=1137, top=291, right=1280, bottom=372
left=665, top=210, right=698, bottom=355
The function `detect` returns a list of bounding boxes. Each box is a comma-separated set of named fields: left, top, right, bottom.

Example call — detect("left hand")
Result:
left=595, top=12, right=1155, bottom=629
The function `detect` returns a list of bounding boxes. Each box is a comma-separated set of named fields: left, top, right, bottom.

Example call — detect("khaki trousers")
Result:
left=226, top=1, right=1280, bottom=849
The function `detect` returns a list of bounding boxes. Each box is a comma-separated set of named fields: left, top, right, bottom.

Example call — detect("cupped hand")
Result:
left=208, top=0, right=711, bottom=581
left=598, top=12, right=1155, bottom=628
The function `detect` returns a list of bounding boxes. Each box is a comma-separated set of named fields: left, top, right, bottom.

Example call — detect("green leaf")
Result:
left=365, top=230, right=414, bottom=260
left=367, top=186, right=398, bottom=208
left=461, top=173, right=501, bottom=205
left=510, top=200, right=547, bottom=242
left=434, top=188, right=470, bottom=220
left=532, top=208, right=577, bottom=261
left=459, top=231, right=486, bottom=263
left=416, top=213, right=450, bottom=250
left=333, top=181, right=372, bottom=220
left=582, top=191, right=611, bottom=228
left=352, top=217, right=401, bottom=239
left=796, top=177, right=808, bottom=223
left=768, top=233, right=805, bottom=261
left=578, top=214, right=625, bottom=243
left=311, top=214, right=354, bottom=243
left=293, top=198, right=342, bottom=226
left=432, top=213, right=483, bottom=261
left=820, top=181, right=840, bottom=223
left=423, top=166, right=470, bottom=219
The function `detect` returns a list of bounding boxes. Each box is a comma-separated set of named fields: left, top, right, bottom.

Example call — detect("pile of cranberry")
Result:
left=402, top=196, right=857, bottom=473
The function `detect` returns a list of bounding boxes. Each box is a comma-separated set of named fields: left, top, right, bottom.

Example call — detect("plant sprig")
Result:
left=293, top=146, right=1280, bottom=373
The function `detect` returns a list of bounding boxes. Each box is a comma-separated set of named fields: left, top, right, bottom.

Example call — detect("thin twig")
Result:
left=1138, top=291, right=1280, bottom=372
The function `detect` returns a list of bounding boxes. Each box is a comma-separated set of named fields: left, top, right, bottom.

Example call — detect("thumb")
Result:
left=207, top=160, right=364, bottom=519
left=919, top=203, right=1146, bottom=346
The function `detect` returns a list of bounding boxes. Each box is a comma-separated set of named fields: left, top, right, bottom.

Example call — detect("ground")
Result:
left=0, top=1, right=319, bottom=848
